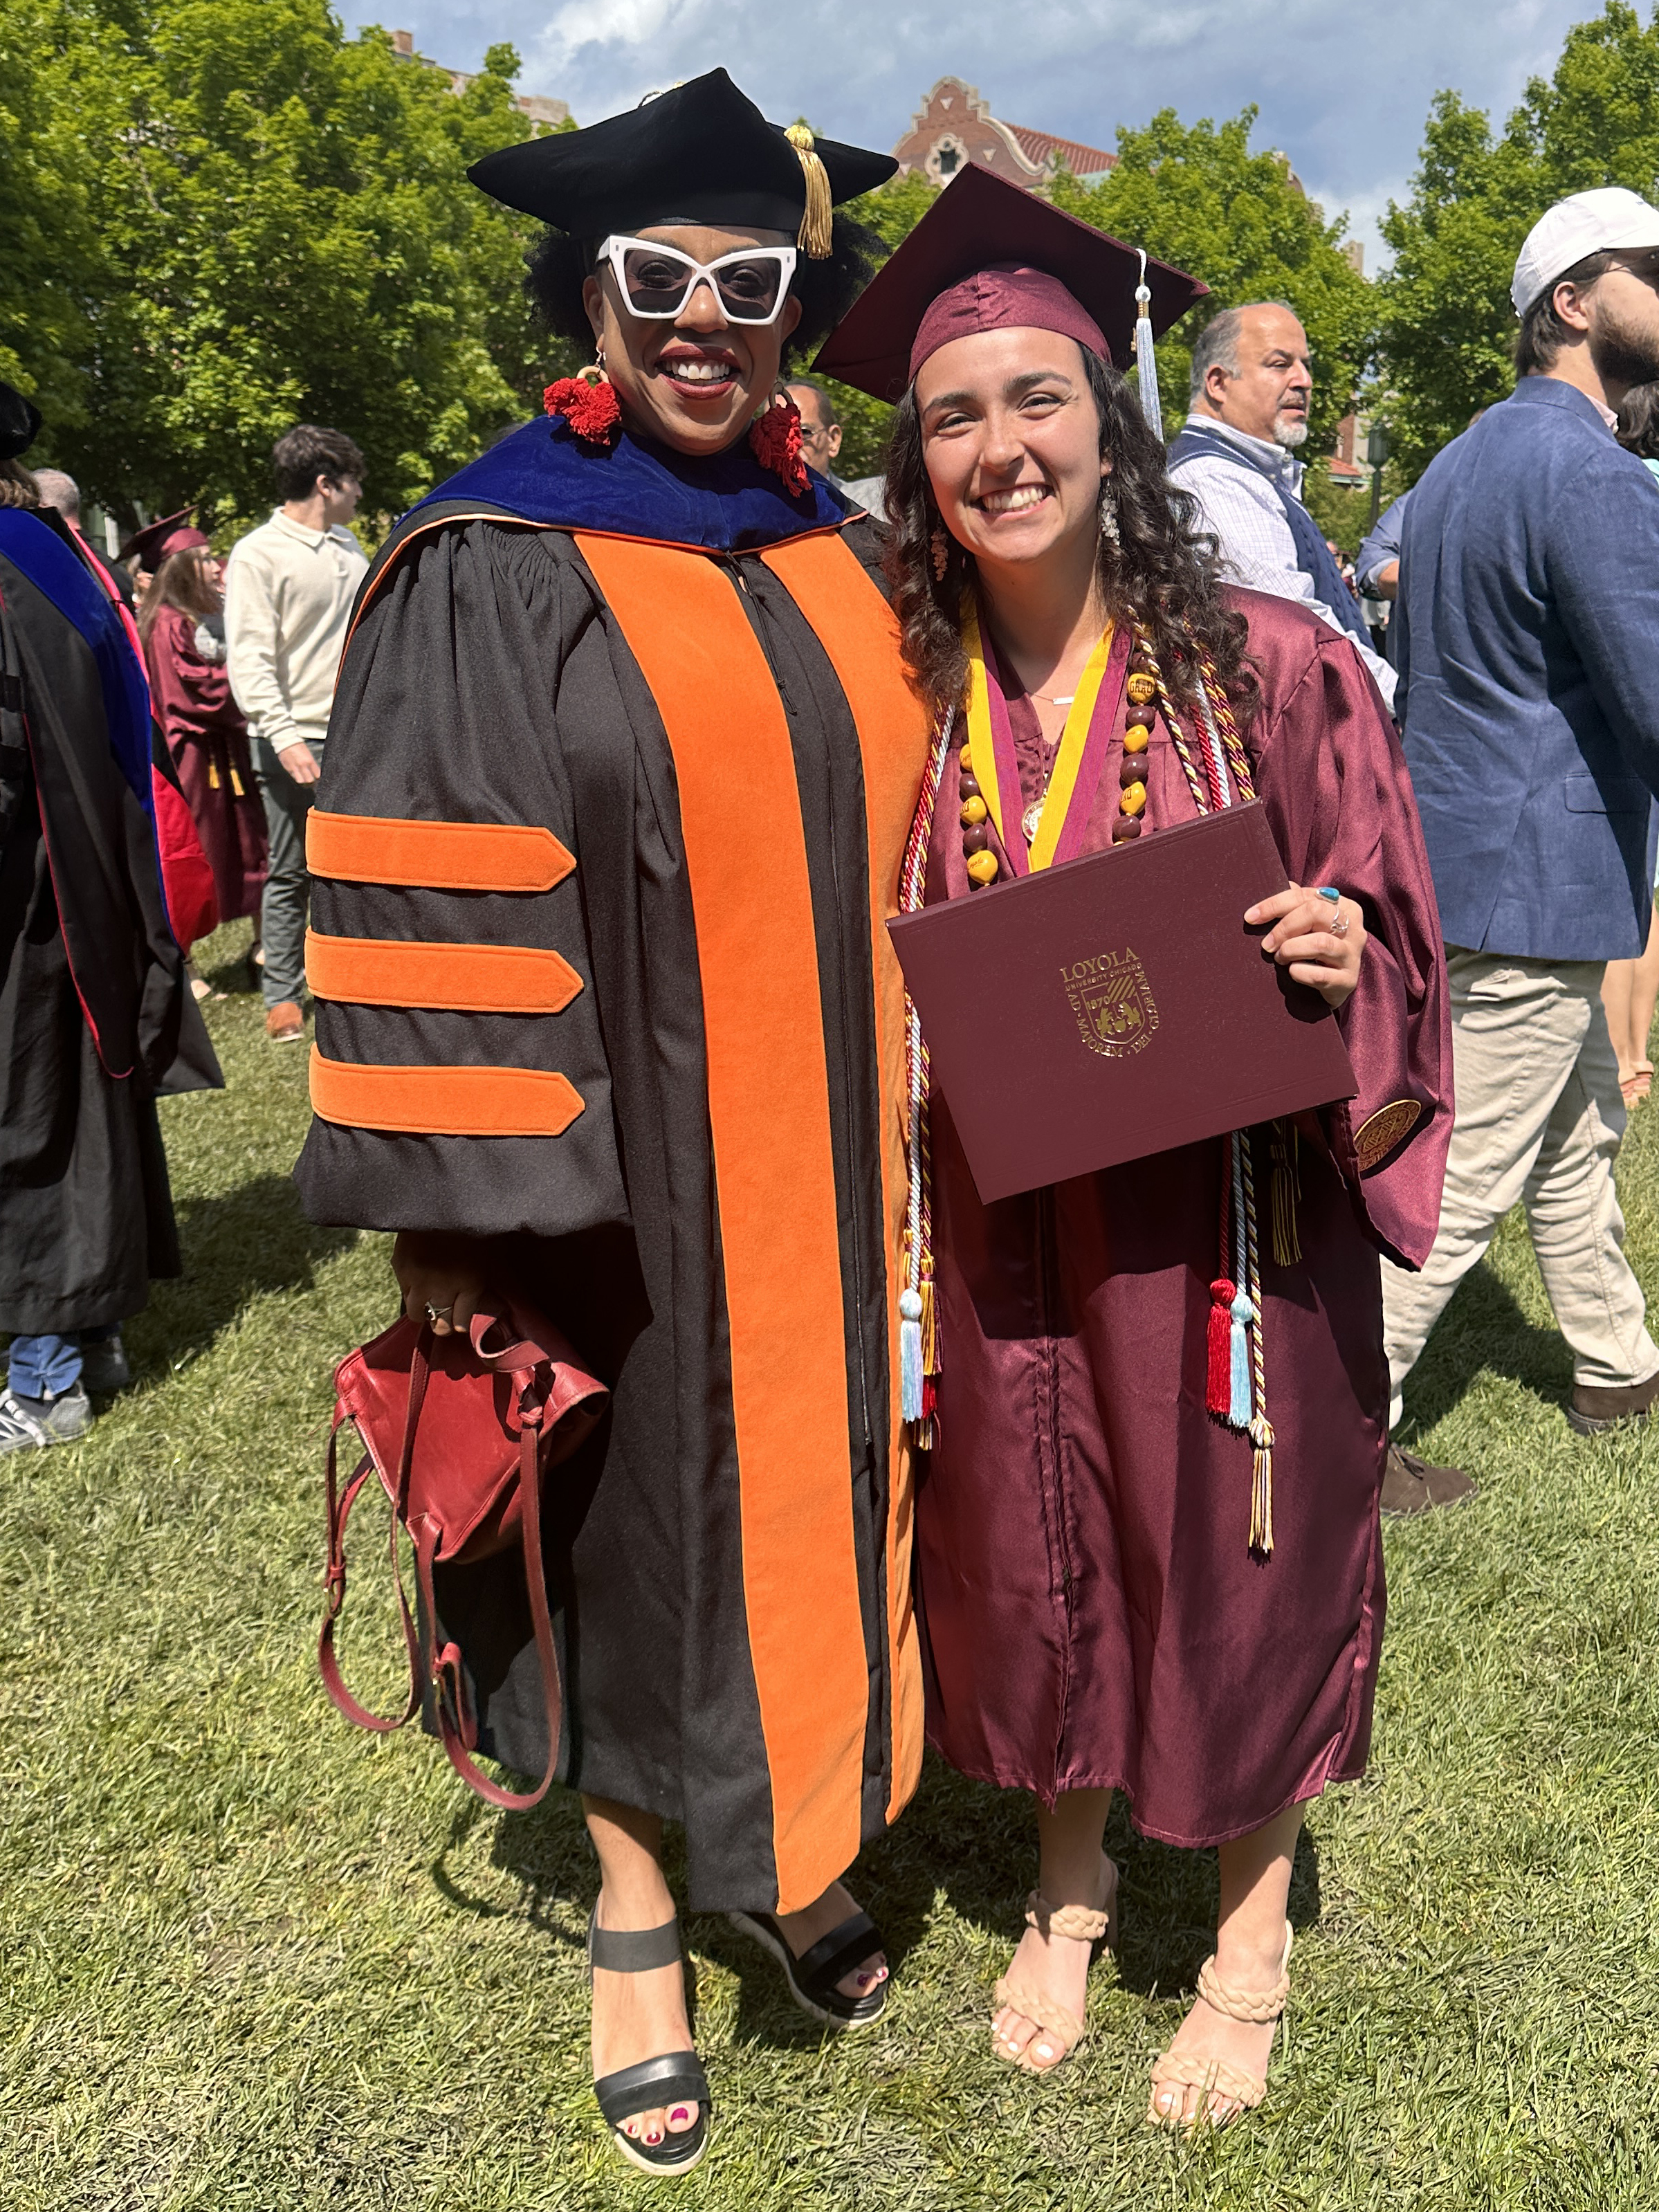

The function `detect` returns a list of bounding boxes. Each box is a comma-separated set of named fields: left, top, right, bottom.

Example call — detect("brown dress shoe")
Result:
left=265, top=1000, right=304, bottom=1042
left=1381, top=1444, right=1477, bottom=1516
left=1567, top=1370, right=1659, bottom=1435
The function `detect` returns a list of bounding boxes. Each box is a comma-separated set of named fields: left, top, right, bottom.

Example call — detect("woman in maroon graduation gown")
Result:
left=133, top=511, right=266, bottom=949
left=818, top=169, right=1450, bottom=2126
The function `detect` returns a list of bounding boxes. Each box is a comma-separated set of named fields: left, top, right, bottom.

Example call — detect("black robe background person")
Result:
left=0, top=383, right=220, bottom=1447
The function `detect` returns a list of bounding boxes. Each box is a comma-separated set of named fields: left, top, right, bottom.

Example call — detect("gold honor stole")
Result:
left=576, top=528, right=931, bottom=1912
left=963, top=605, right=1128, bottom=874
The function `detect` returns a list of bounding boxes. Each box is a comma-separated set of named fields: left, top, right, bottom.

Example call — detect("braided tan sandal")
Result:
left=1148, top=1921, right=1292, bottom=2128
left=991, top=1854, right=1119, bottom=2074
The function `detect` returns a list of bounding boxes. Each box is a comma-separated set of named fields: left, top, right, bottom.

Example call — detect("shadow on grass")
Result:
left=1397, top=1250, right=1573, bottom=1439
left=838, top=1754, right=1324, bottom=2006
left=425, top=1748, right=1328, bottom=2044
left=127, top=1172, right=358, bottom=1381
left=199, top=922, right=264, bottom=998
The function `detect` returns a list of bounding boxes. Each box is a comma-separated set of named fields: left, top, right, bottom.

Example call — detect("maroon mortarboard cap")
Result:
left=119, top=506, right=210, bottom=568
left=814, top=163, right=1208, bottom=401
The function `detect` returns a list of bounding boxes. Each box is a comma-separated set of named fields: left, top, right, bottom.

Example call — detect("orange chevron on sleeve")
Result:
left=306, top=812, right=575, bottom=893
left=304, top=930, right=584, bottom=1014
left=309, top=1049, right=585, bottom=1137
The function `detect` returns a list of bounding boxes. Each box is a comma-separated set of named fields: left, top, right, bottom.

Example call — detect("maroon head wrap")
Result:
left=909, top=264, right=1110, bottom=383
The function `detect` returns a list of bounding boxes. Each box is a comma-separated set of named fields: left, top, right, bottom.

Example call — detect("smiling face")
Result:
left=915, top=326, right=1106, bottom=577
left=583, top=222, right=803, bottom=458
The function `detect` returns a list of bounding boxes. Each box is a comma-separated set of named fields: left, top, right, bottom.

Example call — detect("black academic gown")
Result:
left=0, top=508, right=220, bottom=1337
left=296, top=421, right=933, bottom=1914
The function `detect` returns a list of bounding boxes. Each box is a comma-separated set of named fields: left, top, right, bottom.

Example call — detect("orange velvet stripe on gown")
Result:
left=576, top=528, right=929, bottom=1910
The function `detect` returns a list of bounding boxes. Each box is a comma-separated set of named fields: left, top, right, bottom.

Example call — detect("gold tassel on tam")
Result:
left=1269, top=1119, right=1301, bottom=1266
left=786, top=124, right=834, bottom=259
left=230, top=765, right=245, bottom=796
left=208, top=758, right=220, bottom=789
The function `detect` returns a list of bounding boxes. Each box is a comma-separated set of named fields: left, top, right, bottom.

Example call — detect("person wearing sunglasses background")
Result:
left=293, top=72, right=934, bottom=2178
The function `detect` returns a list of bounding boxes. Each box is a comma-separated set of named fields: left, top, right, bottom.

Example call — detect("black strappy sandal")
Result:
left=588, top=1907, right=711, bottom=2177
left=726, top=1904, right=888, bottom=2029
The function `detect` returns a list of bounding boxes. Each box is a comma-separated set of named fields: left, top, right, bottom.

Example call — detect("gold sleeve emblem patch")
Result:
left=1355, top=1097, right=1422, bottom=1171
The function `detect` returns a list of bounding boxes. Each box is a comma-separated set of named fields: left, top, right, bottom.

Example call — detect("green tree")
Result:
left=38, top=2, right=559, bottom=533
left=1056, top=109, right=1378, bottom=459
left=1381, top=2, right=1659, bottom=478
left=815, top=170, right=938, bottom=479
left=0, top=1, right=106, bottom=426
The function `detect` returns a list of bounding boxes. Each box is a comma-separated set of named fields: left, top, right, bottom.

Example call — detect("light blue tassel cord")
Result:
left=1134, top=250, right=1163, bottom=443
left=1229, top=1290, right=1254, bottom=1428
left=899, top=1288, right=924, bottom=1423
left=1227, top=1130, right=1253, bottom=1428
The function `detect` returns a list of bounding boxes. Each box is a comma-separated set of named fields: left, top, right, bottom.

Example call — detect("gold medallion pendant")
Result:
left=1022, top=800, right=1045, bottom=845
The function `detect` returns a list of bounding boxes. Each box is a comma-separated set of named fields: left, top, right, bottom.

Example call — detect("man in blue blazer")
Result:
left=1385, top=188, right=1659, bottom=1500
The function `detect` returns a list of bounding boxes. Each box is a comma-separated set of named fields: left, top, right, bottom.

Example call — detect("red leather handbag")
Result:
left=319, top=1301, right=606, bottom=1809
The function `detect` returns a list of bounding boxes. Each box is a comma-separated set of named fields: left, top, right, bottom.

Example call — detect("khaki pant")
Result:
left=1381, top=948, right=1659, bottom=1429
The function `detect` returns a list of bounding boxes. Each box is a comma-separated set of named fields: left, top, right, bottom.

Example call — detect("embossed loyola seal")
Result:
left=1062, top=947, right=1159, bottom=1060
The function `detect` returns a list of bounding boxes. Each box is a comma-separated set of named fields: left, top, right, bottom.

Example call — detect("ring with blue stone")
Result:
left=1315, top=885, right=1350, bottom=938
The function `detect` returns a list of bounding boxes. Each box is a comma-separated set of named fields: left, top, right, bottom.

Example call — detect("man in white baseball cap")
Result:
left=1511, top=185, right=1659, bottom=316
left=1380, top=185, right=1659, bottom=1501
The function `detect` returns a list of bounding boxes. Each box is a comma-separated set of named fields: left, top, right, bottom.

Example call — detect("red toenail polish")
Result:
left=670, top=2108, right=690, bottom=2123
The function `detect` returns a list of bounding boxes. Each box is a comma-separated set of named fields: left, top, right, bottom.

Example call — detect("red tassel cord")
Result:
left=749, top=391, right=809, bottom=496
left=1207, top=1278, right=1237, bottom=1416
left=544, top=369, right=622, bottom=448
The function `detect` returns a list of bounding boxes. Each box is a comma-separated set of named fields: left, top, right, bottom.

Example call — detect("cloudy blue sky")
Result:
left=341, top=0, right=1608, bottom=267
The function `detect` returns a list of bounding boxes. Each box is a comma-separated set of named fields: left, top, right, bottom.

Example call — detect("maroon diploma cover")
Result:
left=889, top=801, right=1357, bottom=1203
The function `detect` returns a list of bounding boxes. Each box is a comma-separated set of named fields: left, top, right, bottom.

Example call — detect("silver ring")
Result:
left=423, top=1301, right=454, bottom=1326
left=1316, top=885, right=1350, bottom=938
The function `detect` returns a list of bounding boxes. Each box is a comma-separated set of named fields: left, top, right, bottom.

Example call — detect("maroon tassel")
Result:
left=1207, top=1279, right=1236, bottom=1415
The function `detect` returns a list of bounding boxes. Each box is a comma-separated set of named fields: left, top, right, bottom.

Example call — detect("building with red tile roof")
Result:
left=893, top=79, right=1116, bottom=190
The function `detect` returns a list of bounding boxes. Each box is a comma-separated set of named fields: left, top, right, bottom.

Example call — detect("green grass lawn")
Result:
left=3, top=916, right=1658, bottom=2210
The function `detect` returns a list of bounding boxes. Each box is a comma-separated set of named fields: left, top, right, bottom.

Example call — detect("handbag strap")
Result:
left=412, top=1366, right=564, bottom=1811
left=317, top=1411, right=423, bottom=1733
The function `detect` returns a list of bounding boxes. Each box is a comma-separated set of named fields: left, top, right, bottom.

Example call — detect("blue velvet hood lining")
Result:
left=0, top=507, right=156, bottom=815
left=410, top=415, right=854, bottom=552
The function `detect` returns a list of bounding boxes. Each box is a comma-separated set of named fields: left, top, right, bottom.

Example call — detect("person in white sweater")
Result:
left=225, top=425, right=367, bottom=1040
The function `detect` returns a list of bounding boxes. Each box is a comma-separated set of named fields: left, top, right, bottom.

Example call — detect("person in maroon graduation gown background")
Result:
left=133, top=511, right=267, bottom=968
left=818, top=168, right=1451, bottom=2128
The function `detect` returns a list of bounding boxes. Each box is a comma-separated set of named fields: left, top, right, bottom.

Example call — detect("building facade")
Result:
left=892, top=78, right=1115, bottom=190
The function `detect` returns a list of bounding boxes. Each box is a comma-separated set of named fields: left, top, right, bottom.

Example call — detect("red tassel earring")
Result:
left=749, top=390, right=809, bottom=497
left=544, top=357, right=622, bottom=448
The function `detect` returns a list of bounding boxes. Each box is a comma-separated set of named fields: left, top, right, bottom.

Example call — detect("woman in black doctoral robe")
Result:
left=293, top=73, right=935, bottom=2175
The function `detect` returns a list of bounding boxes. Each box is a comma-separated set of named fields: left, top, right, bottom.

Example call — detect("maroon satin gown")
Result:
left=915, top=588, right=1451, bottom=1847
left=145, top=604, right=267, bottom=924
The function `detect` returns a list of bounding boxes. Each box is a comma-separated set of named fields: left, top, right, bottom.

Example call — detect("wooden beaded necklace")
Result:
left=960, top=609, right=1140, bottom=883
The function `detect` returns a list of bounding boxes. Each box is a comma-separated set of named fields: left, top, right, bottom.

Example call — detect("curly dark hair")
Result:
left=881, top=347, right=1256, bottom=726
left=526, top=213, right=885, bottom=374
left=1617, top=378, right=1659, bottom=460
